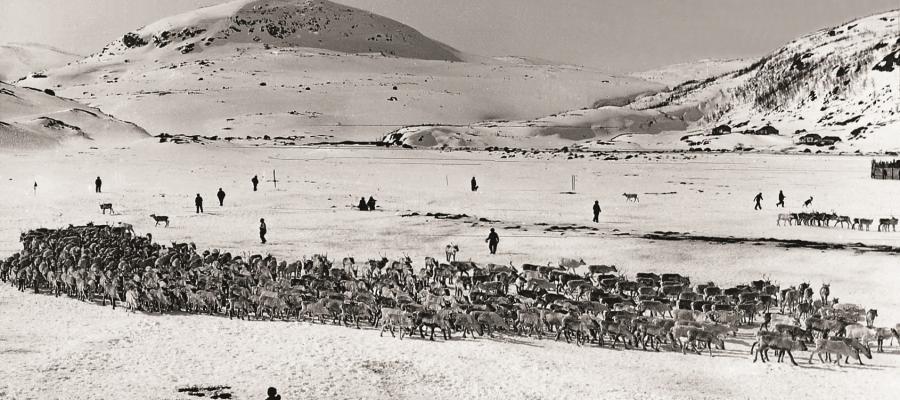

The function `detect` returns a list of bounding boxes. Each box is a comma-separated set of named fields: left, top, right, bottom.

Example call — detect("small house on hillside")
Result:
left=711, top=124, right=731, bottom=136
left=798, top=133, right=822, bottom=145
left=755, top=125, right=779, bottom=135
left=819, top=136, right=842, bottom=146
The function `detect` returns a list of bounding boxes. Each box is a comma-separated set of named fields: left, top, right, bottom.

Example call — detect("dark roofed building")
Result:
left=799, top=133, right=822, bottom=145
left=711, top=124, right=731, bottom=136
left=755, top=125, right=779, bottom=135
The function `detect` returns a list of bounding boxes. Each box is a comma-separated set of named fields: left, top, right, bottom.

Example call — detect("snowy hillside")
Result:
left=93, top=0, right=462, bottom=62
left=0, top=82, right=149, bottom=149
left=630, top=10, right=900, bottom=151
left=16, top=1, right=661, bottom=141
left=629, top=59, right=754, bottom=88
left=389, top=10, right=900, bottom=152
left=0, top=43, right=80, bottom=82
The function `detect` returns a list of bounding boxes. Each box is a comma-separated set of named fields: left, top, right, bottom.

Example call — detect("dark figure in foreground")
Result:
left=776, top=190, right=785, bottom=208
left=592, top=200, right=601, bottom=223
left=266, top=387, right=281, bottom=400
left=486, top=228, right=500, bottom=254
left=358, top=197, right=369, bottom=211
left=252, top=175, right=259, bottom=191
left=260, top=218, right=267, bottom=244
left=803, top=196, right=813, bottom=208
left=471, top=176, right=478, bottom=192
left=217, top=188, right=226, bottom=206
left=95, top=176, right=102, bottom=193
left=195, top=194, right=204, bottom=213
left=753, top=192, right=763, bottom=210
left=367, top=196, right=377, bottom=211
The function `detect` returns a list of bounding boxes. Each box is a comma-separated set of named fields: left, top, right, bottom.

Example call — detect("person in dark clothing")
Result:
left=592, top=200, right=601, bottom=223
left=367, top=196, right=376, bottom=211
left=753, top=192, right=763, bottom=210
left=95, top=176, right=102, bottom=193
left=471, top=177, right=478, bottom=192
left=259, top=218, right=267, bottom=244
left=195, top=194, right=204, bottom=213
left=251, top=175, right=259, bottom=192
left=486, top=228, right=500, bottom=254
left=776, top=190, right=785, bottom=208
left=265, top=387, right=281, bottom=400
left=358, top=197, right=369, bottom=211
left=217, top=188, right=226, bottom=206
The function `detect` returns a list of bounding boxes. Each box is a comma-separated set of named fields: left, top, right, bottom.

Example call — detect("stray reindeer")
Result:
left=99, top=203, right=115, bottom=215
left=445, top=243, right=459, bottom=262
left=150, top=214, right=169, bottom=227
left=802, top=196, right=813, bottom=208
left=623, top=193, right=639, bottom=203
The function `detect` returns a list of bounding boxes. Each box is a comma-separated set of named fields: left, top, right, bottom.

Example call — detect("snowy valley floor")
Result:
left=2, top=142, right=900, bottom=399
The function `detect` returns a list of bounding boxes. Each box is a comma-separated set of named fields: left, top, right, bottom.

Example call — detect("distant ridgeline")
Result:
left=871, top=160, right=900, bottom=180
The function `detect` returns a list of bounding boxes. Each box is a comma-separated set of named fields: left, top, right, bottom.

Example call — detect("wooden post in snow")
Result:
left=267, top=169, right=279, bottom=190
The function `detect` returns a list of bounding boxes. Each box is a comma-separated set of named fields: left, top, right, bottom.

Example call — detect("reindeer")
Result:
left=833, top=214, right=852, bottom=228
left=445, top=243, right=459, bottom=262
left=776, top=213, right=797, bottom=226
left=852, top=218, right=873, bottom=231
left=878, top=217, right=898, bottom=232
left=149, top=214, right=169, bottom=227
left=802, top=196, right=813, bottom=208
left=622, top=193, right=639, bottom=202
left=819, top=283, right=830, bottom=304
left=751, top=332, right=807, bottom=366
left=866, top=309, right=878, bottom=328
left=558, top=257, right=585, bottom=273
left=99, top=203, right=115, bottom=214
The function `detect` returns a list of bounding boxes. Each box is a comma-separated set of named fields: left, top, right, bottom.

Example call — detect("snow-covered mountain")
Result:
left=93, top=0, right=463, bottom=62
left=0, top=43, right=81, bottom=82
left=16, top=0, right=660, bottom=141
left=387, top=9, right=900, bottom=152
left=0, top=82, right=149, bottom=150
left=628, top=9, right=900, bottom=151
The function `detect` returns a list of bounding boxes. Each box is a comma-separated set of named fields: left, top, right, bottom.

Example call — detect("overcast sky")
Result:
left=0, top=0, right=896, bottom=72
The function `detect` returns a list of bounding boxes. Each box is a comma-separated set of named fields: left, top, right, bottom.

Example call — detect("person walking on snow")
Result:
left=251, top=175, right=259, bottom=192
left=259, top=218, right=267, bottom=244
left=486, top=228, right=500, bottom=254
left=776, top=190, right=785, bottom=208
left=195, top=193, right=204, bottom=213
left=358, top=197, right=369, bottom=211
left=217, top=188, right=226, bottom=206
left=753, top=192, right=763, bottom=210
left=471, top=177, right=479, bottom=192
left=367, top=196, right=377, bottom=211
left=592, top=200, right=602, bottom=223
left=95, top=176, right=102, bottom=193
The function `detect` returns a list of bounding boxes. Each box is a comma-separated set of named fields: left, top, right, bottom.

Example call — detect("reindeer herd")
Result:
left=777, top=212, right=898, bottom=232
left=3, top=224, right=898, bottom=368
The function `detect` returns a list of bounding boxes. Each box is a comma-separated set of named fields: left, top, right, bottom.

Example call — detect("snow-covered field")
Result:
left=2, top=142, right=900, bottom=399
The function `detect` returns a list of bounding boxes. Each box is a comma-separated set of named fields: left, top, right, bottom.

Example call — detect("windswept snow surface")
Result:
left=2, top=144, right=900, bottom=398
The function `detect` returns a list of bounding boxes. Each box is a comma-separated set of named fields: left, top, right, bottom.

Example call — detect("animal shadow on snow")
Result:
left=481, top=335, right=544, bottom=348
